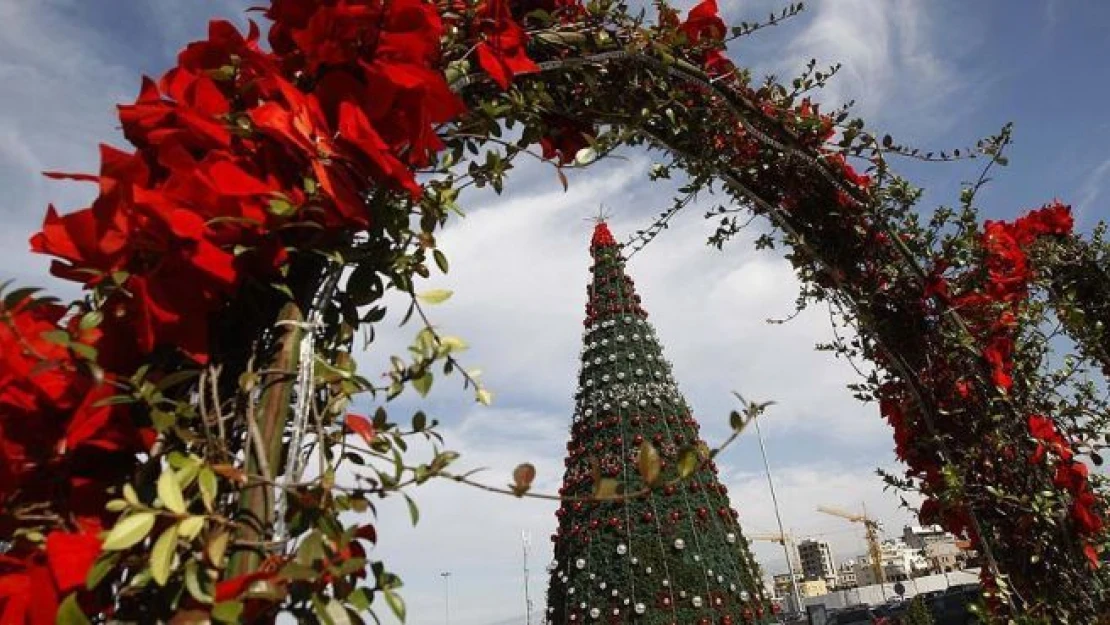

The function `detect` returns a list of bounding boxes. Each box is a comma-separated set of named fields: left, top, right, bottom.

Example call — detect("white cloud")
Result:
left=764, top=0, right=967, bottom=134
left=348, top=154, right=914, bottom=624
left=1076, top=158, right=1110, bottom=224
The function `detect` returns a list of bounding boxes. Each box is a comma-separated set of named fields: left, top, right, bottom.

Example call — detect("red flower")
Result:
left=45, top=531, right=102, bottom=594
left=679, top=0, right=727, bottom=44
left=1072, top=490, right=1104, bottom=535
left=475, top=0, right=540, bottom=89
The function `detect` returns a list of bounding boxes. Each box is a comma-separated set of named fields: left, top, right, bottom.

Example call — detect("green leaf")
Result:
left=102, top=512, right=156, bottom=551
left=78, top=310, right=103, bottom=331
left=433, top=250, right=449, bottom=274
left=174, top=456, right=202, bottom=489
left=412, top=411, right=428, bottom=432
left=323, top=598, right=354, bottom=625
left=206, top=529, right=230, bottom=568
left=184, top=560, right=214, bottom=604
left=416, top=289, right=453, bottom=305
left=41, top=329, right=71, bottom=346
left=3, top=286, right=41, bottom=308
left=198, top=467, right=218, bottom=512
left=383, top=587, right=407, bottom=622
left=267, top=197, right=297, bottom=217
left=403, top=493, right=420, bottom=526
left=85, top=553, right=119, bottom=590
left=151, top=524, right=179, bottom=586
left=212, top=601, right=244, bottom=623
left=156, top=369, right=199, bottom=391
left=575, top=147, right=598, bottom=166
left=56, top=594, right=92, bottom=625
left=677, top=447, right=700, bottom=479
left=279, top=562, right=319, bottom=581
left=158, top=469, right=187, bottom=514
left=178, top=516, right=205, bottom=541
left=637, top=442, right=661, bottom=486
left=412, top=372, right=433, bottom=397
left=438, top=335, right=468, bottom=353
left=347, top=263, right=384, bottom=306
left=476, top=388, right=493, bottom=406
left=297, top=531, right=326, bottom=566
left=349, top=588, right=373, bottom=612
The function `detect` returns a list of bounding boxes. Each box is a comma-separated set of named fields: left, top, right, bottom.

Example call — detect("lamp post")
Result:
left=753, top=412, right=805, bottom=616
left=441, top=571, right=451, bottom=625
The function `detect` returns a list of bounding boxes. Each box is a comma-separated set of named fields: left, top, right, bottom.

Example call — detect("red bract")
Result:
left=679, top=0, right=726, bottom=44
left=539, top=115, right=593, bottom=164
left=474, top=0, right=540, bottom=89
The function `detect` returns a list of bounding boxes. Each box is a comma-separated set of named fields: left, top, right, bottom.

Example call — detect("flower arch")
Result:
left=0, top=0, right=1107, bottom=623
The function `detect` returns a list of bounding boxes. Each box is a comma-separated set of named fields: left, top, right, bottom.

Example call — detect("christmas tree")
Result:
left=545, top=222, right=774, bottom=624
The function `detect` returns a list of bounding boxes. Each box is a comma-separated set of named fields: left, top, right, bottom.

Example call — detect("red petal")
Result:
left=215, top=571, right=272, bottom=602
left=346, top=413, right=376, bottom=446
left=46, top=531, right=102, bottom=593
left=476, top=43, right=511, bottom=89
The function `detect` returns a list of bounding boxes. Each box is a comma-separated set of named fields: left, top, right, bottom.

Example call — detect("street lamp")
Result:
left=753, top=411, right=805, bottom=616
left=441, top=571, right=451, bottom=625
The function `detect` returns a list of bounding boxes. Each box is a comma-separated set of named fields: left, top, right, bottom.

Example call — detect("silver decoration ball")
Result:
left=589, top=608, right=600, bottom=619
left=645, top=566, right=652, bottom=574
left=674, top=538, right=685, bottom=550
left=616, top=544, right=628, bottom=555
left=692, top=596, right=703, bottom=608
left=725, top=532, right=736, bottom=544
left=576, top=558, right=586, bottom=570
left=635, top=603, right=646, bottom=615
left=740, top=590, right=750, bottom=602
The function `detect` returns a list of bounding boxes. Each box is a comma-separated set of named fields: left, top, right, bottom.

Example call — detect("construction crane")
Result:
left=817, top=505, right=885, bottom=586
left=747, top=532, right=791, bottom=546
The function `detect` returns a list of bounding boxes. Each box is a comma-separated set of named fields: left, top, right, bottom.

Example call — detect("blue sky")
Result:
left=1, top=1, right=1108, bottom=624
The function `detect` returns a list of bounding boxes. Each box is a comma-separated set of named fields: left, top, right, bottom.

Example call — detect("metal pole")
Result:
left=523, top=531, right=533, bottom=625
left=441, top=571, right=451, bottom=625
left=753, top=413, right=805, bottom=615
